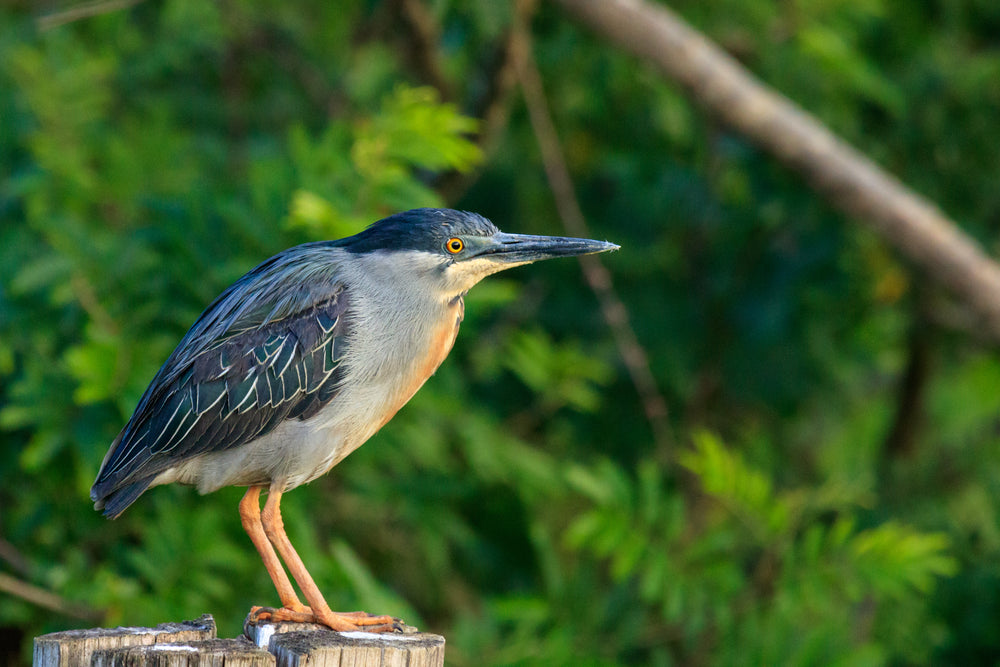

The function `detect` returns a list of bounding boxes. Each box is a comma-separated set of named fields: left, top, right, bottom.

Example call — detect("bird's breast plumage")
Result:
left=375, top=295, right=464, bottom=431
left=293, top=291, right=465, bottom=485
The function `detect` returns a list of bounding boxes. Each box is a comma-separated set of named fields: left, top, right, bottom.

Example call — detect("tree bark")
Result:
left=552, top=0, right=1000, bottom=342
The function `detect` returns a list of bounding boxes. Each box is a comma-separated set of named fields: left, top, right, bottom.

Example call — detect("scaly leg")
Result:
left=259, top=485, right=401, bottom=632
left=239, top=485, right=313, bottom=622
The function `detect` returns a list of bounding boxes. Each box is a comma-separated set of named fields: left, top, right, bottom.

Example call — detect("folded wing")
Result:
left=92, top=248, right=351, bottom=517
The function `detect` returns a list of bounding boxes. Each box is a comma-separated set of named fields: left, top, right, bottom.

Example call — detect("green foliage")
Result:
left=565, top=434, right=957, bottom=665
left=287, top=85, right=482, bottom=237
left=503, top=328, right=614, bottom=413
left=2, top=1, right=1000, bottom=665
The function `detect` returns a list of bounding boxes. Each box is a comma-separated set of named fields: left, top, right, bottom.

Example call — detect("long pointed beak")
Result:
left=475, top=232, right=620, bottom=264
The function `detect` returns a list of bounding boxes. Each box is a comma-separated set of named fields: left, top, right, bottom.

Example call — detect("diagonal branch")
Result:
left=37, top=0, right=145, bottom=31
left=0, top=538, right=30, bottom=577
left=0, top=572, right=104, bottom=621
left=512, top=5, right=673, bottom=451
left=553, top=0, right=1000, bottom=343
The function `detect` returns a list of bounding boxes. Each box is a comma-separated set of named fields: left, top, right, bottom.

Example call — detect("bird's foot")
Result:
left=247, top=605, right=416, bottom=633
left=313, top=608, right=415, bottom=633
left=248, top=604, right=315, bottom=625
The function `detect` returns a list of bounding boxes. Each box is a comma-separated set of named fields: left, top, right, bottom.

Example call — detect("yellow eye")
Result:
left=445, top=237, right=464, bottom=254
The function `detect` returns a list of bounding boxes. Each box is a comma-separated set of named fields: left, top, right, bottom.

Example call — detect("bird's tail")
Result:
left=91, top=478, right=154, bottom=519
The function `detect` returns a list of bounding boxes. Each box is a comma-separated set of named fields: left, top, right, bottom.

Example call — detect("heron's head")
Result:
left=338, top=208, right=619, bottom=298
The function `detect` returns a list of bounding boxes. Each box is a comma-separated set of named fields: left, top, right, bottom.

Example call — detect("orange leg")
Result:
left=239, top=486, right=309, bottom=615
left=252, top=484, right=401, bottom=632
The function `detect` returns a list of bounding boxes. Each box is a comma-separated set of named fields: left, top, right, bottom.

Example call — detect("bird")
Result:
left=91, top=207, right=618, bottom=633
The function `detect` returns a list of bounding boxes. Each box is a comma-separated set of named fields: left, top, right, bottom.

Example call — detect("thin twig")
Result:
left=884, top=288, right=933, bottom=460
left=437, top=1, right=537, bottom=202
left=511, top=5, right=673, bottom=451
left=0, top=538, right=30, bottom=577
left=396, top=0, right=454, bottom=100
left=0, top=572, right=104, bottom=621
left=37, top=0, right=145, bottom=31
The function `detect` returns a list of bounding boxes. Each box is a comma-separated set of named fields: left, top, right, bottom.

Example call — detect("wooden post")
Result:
left=269, top=632, right=445, bottom=667
left=33, top=616, right=446, bottom=666
left=33, top=615, right=216, bottom=667
left=91, top=638, right=273, bottom=666
left=245, top=620, right=445, bottom=667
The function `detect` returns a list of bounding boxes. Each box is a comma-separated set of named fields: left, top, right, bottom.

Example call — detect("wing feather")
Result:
left=91, top=257, right=352, bottom=510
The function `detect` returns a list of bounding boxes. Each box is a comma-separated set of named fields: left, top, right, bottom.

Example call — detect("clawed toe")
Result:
left=338, top=614, right=418, bottom=634
left=247, top=604, right=316, bottom=624
left=247, top=605, right=272, bottom=623
left=246, top=605, right=416, bottom=634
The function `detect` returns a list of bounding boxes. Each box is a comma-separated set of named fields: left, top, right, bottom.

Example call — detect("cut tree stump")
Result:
left=33, top=615, right=445, bottom=666
left=33, top=615, right=217, bottom=667
left=91, top=638, right=272, bottom=667
left=244, top=618, right=444, bottom=667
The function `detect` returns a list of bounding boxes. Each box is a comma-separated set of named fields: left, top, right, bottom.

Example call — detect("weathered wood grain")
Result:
left=91, top=638, right=273, bottom=667
left=266, top=630, right=444, bottom=667
left=33, top=615, right=216, bottom=667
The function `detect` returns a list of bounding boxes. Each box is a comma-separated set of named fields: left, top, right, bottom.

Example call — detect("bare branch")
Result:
left=553, top=0, right=1000, bottom=342
left=38, top=0, right=145, bottom=31
left=437, top=2, right=537, bottom=202
left=0, top=538, right=30, bottom=577
left=512, top=5, right=673, bottom=451
left=884, top=292, right=933, bottom=460
left=0, top=572, right=104, bottom=621
left=394, top=0, right=455, bottom=100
